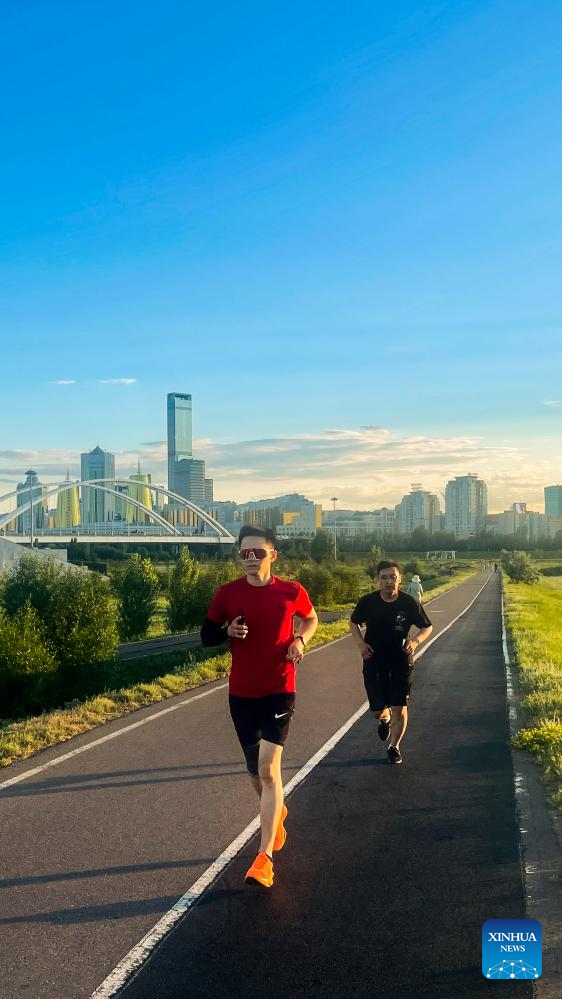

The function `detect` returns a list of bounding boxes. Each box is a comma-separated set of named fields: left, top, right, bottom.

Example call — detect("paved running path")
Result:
left=0, top=572, right=532, bottom=998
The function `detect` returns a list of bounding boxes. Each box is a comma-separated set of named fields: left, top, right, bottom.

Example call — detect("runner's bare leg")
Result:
left=255, top=740, right=284, bottom=856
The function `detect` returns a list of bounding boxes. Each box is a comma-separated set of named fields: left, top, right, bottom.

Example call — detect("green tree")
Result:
left=332, top=563, right=364, bottom=602
left=50, top=569, right=118, bottom=667
left=311, top=530, right=333, bottom=562
left=186, top=561, right=239, bottom=626
left=112, top=554, right=160, bottom=640
left=0, top=603, right=58, bottom=717
left=501, top=551, right=540, bottom=584
left=297, top=563, right=336, bottom=604
left=1, top=556, right=62, bottom=620
left=167, top=548, right=200, bottom=632
left=366, top=545, right=385, bottom=580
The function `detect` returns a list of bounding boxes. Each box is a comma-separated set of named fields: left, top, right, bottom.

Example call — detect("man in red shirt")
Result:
left=201, top=525, right=318, bottom=889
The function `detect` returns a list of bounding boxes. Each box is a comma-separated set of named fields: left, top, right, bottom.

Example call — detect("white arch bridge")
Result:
left=0, top=478, right=236, bottom=547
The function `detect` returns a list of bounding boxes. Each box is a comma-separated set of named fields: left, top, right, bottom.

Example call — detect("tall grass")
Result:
left=504, top=576, right=562, bottom=807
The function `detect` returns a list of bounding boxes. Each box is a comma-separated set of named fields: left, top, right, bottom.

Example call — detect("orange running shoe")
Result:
left=273, top=804, right=288, bottom=852
left=245, top=851, right=274, bottom=888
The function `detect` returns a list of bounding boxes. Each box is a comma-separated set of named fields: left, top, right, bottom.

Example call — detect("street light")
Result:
left=331, top=496, right=338, bottom=560
left=29, top=478, right=34, bottom=549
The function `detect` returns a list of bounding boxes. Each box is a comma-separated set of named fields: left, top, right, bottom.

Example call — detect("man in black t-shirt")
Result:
left=350, top=560, right=432, bottom=764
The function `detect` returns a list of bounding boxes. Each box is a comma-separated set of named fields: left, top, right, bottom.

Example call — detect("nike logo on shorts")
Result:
left=274, top=711, right=289, bottom=719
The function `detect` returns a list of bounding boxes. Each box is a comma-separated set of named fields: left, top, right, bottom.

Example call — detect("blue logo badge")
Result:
left=482, top=919, right=541, bottom=979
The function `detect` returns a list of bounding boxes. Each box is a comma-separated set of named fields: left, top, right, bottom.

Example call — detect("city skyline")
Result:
left=0, top=421, right=559, bottom=515
left=2, top=3, right=562, bottom=510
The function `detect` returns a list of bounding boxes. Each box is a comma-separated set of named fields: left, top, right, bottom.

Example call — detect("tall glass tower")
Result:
left=545, top=485, right=562, bottom=517
left=80, top=446, right=115, bottom=525
left=167, top=393, right=193, bottom=493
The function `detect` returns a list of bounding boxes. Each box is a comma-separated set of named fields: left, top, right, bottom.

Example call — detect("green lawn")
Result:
left=504, top=575, right=562, bottom=808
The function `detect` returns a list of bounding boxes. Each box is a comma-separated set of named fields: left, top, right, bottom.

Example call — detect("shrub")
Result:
left=0, top=604, right=58, bottom=717
left=111, top=554, right=160, bottom=641
left=186, top=561, right=239, bottom=626
left=502, top=551, right=540, bottom=584
left=167, top=548, right=200, bottom=632
left=2, top=556, right=62, bottom=620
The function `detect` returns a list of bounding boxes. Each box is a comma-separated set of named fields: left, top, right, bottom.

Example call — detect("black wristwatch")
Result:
left=295, top=635, right=306, bottom=648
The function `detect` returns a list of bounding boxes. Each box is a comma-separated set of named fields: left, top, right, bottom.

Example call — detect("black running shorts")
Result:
left=362, top=655, right=414, bottom=711
left=229, top=693, right=295, bottom=753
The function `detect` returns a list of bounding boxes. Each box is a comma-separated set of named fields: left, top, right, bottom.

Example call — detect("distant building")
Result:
left=16, top=469, right=48, bottom=534
left=127, top=464, right=153, bottom=523
left=204, top=478, right=214, bottom=503
left=55, top=471, right=80, bottom=528
left=445, top=474, right=487, bottom=538
left=323, top=507, right=396, bottom=538
left=545, top=485, right=562, bottom=517
left=396, top=485, right=441, bottom=535
left=234, top=494, right=321, bottom=538
left=173, top=457, right=206, bottom=504
left=80, top=446, right=115, bottom=525
left=167, top=392, right=193, bottom=494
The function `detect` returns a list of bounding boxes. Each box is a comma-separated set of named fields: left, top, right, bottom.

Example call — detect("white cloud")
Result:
left=543, top=400, right=562, bottom=407
left=51, top=379, right=76, bottom=385
left=99, top=378, right=137, bottom=385
left=0, top=428, right=557, bottom=512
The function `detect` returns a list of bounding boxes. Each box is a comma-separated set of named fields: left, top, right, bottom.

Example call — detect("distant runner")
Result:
left=201, top=525, right=317, bottom=888
left=406, top=573, right=423, bottom=604
left=350, top=560, right=432, bottom=765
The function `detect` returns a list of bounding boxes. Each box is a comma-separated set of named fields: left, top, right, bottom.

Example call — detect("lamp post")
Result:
left=331, top=496, right=338, bottom=560
left=29, top=478, right=34, bottom=549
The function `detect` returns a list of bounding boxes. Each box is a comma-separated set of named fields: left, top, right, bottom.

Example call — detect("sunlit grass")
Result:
left=505, top=576, right=562, bottom=808
left=0, top=619, right=352, bottom=768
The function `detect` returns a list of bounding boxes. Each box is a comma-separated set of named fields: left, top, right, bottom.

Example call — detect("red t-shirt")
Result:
left=206, top=575, right=314, bottom=697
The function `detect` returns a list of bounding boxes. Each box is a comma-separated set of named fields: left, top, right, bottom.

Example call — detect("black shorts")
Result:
left=229, top=692, right=295, bottom=757
left=362, top=655, right=414, bottom=711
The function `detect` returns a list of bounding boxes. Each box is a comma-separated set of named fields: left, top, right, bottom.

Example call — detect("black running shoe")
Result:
left=377, top=716, right=391, bottom=741
left=387, top=745, right=403, bottom=765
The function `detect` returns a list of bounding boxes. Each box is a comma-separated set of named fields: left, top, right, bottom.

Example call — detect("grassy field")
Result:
left=504, top=575, right=562, bottom=809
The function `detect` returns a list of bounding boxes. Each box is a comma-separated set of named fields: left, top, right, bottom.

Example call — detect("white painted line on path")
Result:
left=0, top=684, right=228, bottom=792
left=0, top=634, right=351, bottom=793
left=500, top=579, right=535, bottom=890
left=89, top=571, right=492, bottom=998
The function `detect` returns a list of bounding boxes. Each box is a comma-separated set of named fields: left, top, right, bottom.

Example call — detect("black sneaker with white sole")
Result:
left=377, top=715, right=391, bottom=741
left=387, top=745, right=403, bottom=764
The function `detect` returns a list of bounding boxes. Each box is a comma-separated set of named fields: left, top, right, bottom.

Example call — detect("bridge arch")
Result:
left=0, top=478, right=233, bottom=540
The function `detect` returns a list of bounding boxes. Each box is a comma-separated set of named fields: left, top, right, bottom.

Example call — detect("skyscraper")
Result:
left=80, top=446, right=115, bottom=525
left=16, top=469, right=48, bottom=534
left=396, top=484, right=441, bottom=535
left=127, top=463, right=153, bottom=523
left=445, top=474, right=487, bottom=537
left=55, top=470, right=80, bottom=528
left=545, top=485, right=562, bottom=517
left=167, top=393, right=192, bottom=493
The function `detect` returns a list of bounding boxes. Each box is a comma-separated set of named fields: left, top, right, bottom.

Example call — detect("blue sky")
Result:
left=1, top=0, right=561, bottom=509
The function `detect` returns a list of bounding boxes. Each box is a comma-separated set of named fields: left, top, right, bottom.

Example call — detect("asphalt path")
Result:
left=117, top=609, right=348, bottom=659
left=0, top=571, right=531, bottom=998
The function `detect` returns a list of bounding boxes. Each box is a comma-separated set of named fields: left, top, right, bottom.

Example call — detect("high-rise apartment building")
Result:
left=167, top=393, right=192, bottom=493
left=445, top=474, right=487, bottom=537
left=80, top=446, right=115, bottom=525
left=545, top=485, right=562, bottom=517
left=396, top=484, right=441, bottom=535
